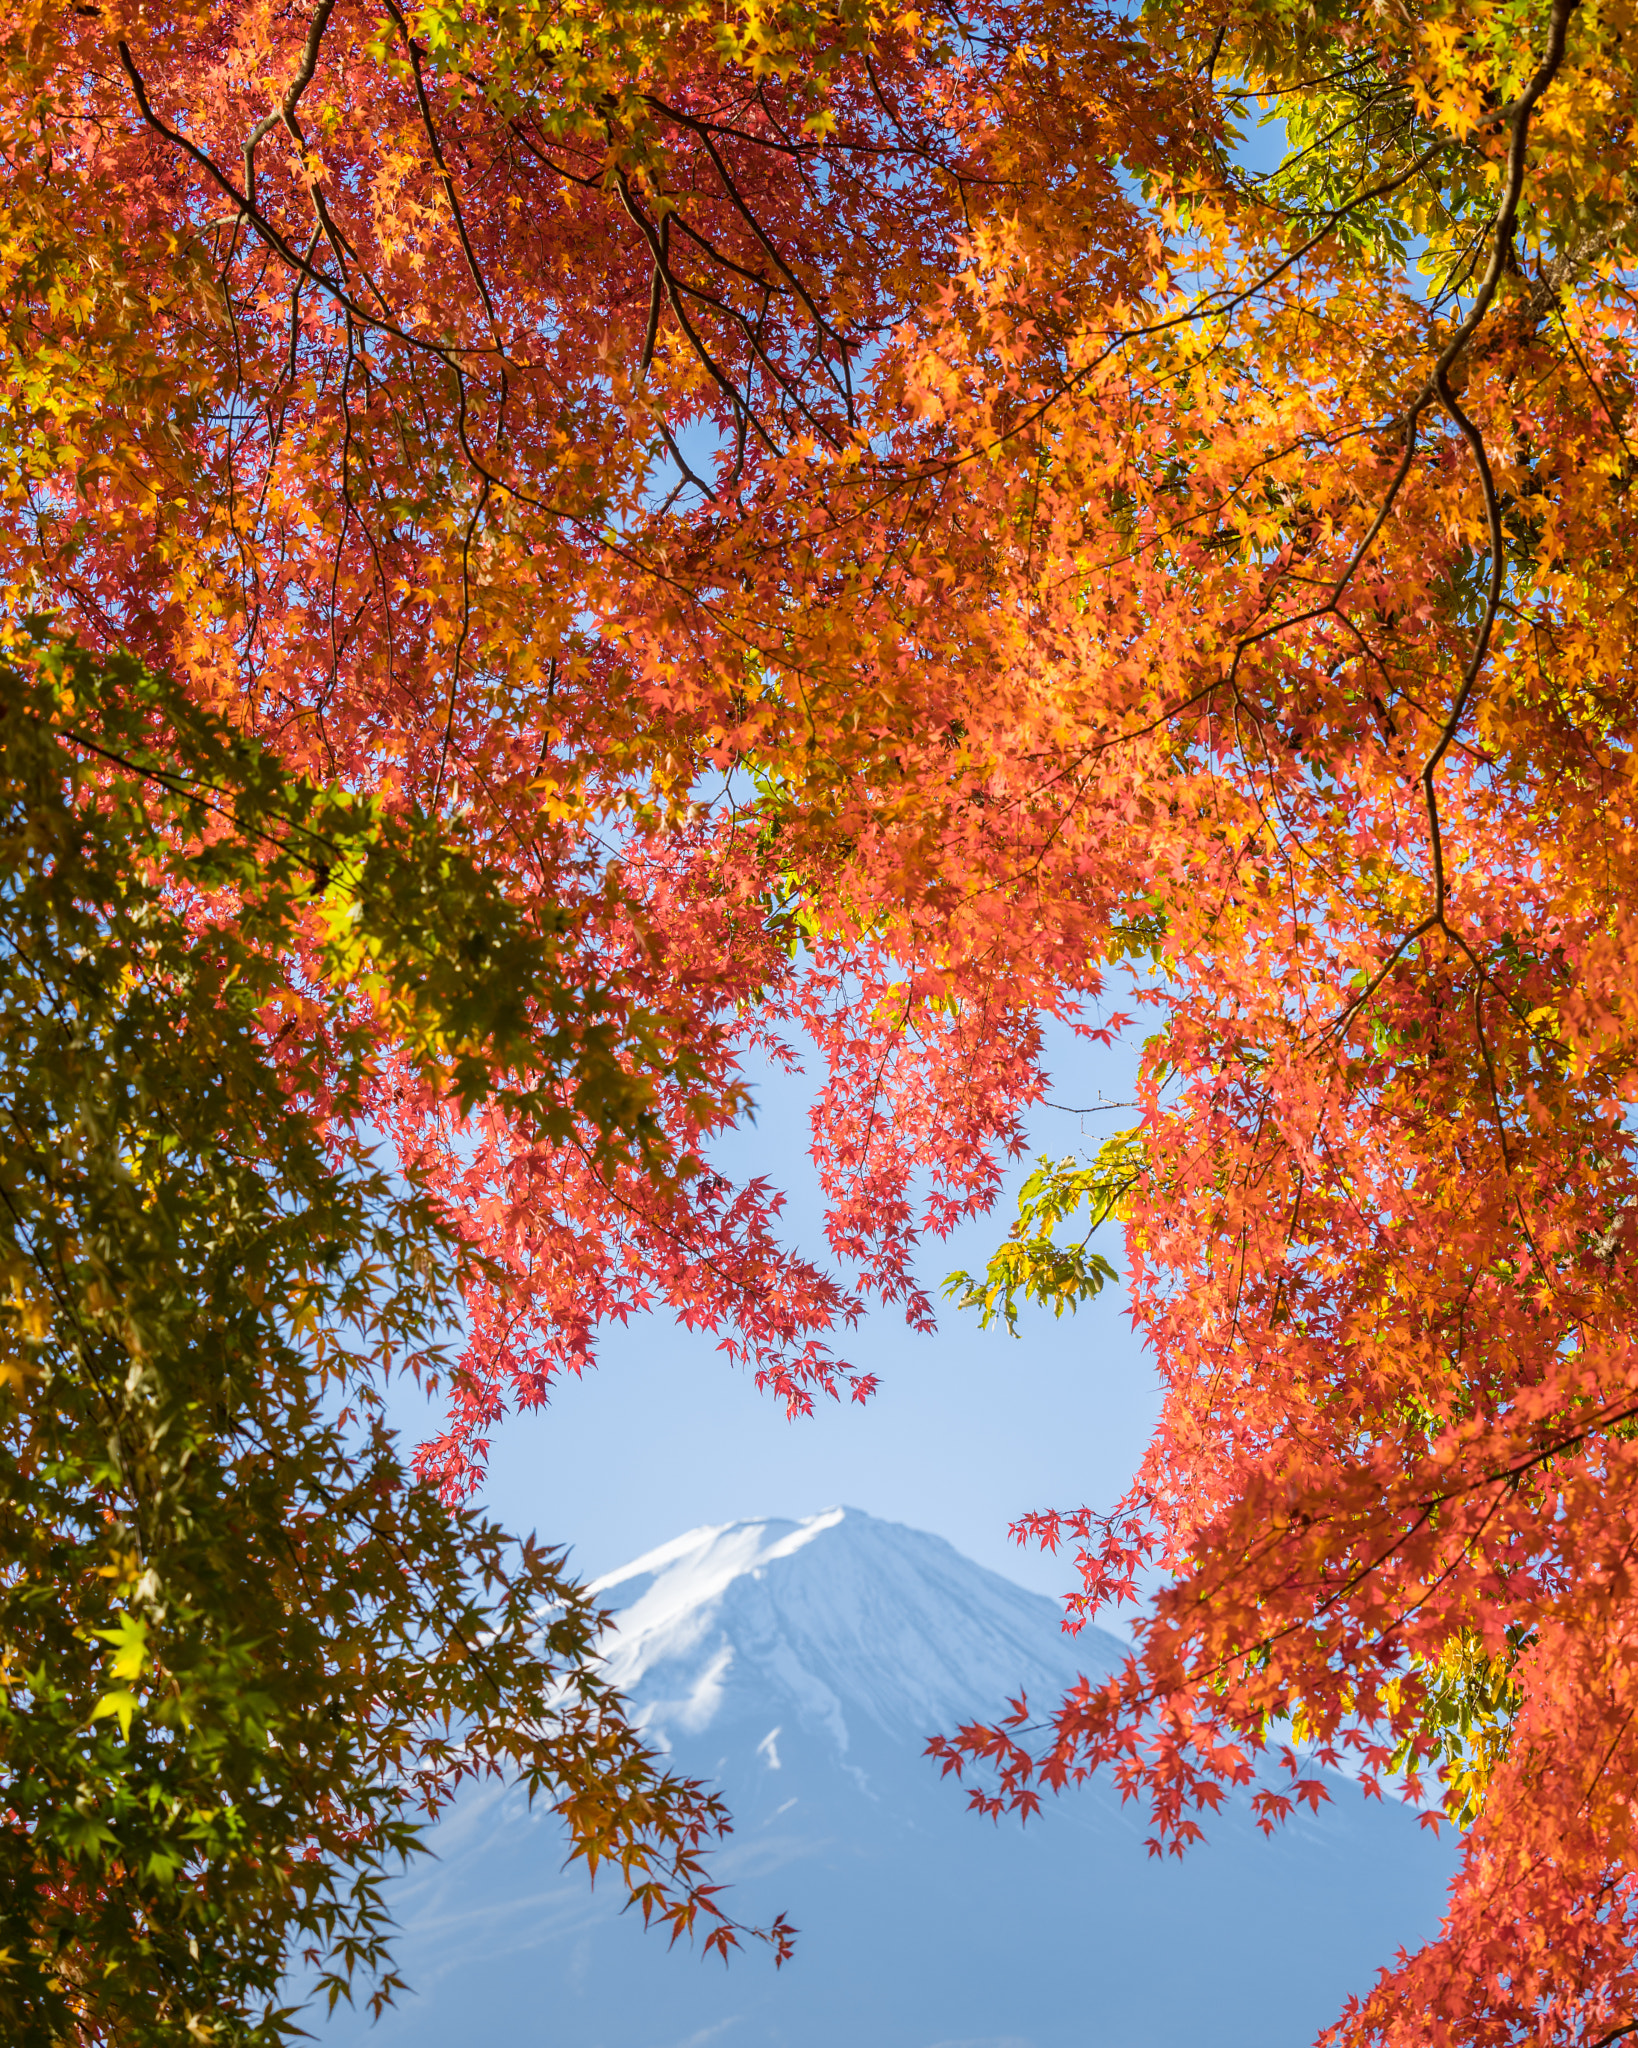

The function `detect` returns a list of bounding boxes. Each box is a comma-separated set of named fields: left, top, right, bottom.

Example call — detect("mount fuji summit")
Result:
left=319, top=1508, right=1456, bottom=2048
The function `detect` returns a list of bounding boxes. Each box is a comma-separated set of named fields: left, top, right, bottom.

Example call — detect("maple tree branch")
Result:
left=859, top=46, right=979, bottom=201
left=1240, top=77, right=1411, bottom=201
left=1553, top=303, right=1638, bottom=466
left=119, top=40, right=437, bottom=361
left=1527, top=204, right=1638, bottom=317
left=118, top=19, right=535, bottom=534
left=1354, top=1470, right=1518, bottom=1654
left=1575, top=1694, right=1638, bottom=1821
left=932, top=134, right=1455, bottom=488
left=665, top=209, right=825, bottom=327
left=638, top=213, right=670, bottom=383
left=432, top=474, right=493, bottom=814
left=656, top=104, right=858, bottom=424
left=1011, top=1364, right=1638, bottom=1797
left=1420, top=0, right=1577, bottom=921
left=1460, top=944, right=1554, bottom=1281
left=242, top=0, right=337, bottom=208
left=329, top=313, right=361, bottom=689
left=656, top=414, right=720, bottom=505
left=381, top=0, right=510, bottom=390
left=255, top=3, right=390, bottom=319
left=1296, top=0, right=1580, bottom=1043
left=337, top=351, right=399, bottom=696
left=43, top=720, right=336, bottom=870
left=639, top=215, right=819, bottom=440
left=612, top=169, right=779, bottom=460
left=491, top=1126, right=862, bottom=1396
left=499, top=114, right=606, bottom=191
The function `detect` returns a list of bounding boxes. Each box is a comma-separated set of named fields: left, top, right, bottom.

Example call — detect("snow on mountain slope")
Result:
left=318, top=1509, right=1457, bottom=2048
left=591, top=1507, right=1117, bottom=1755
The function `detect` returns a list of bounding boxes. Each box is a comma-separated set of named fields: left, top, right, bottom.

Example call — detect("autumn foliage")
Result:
left=6, top=0, right=1638, bottom=2037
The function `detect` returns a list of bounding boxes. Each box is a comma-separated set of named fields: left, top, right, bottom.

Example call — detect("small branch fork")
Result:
left=1419, top=0, right=1578, bottom=927
left=116, top=10, right=554, bottom=810
left=380, top=0, right=509, bottom=402
left=909, top=0, right=1586, bottom=979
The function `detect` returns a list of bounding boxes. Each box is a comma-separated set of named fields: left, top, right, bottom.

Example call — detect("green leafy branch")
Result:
left=17, top=623, right=724, bottom=1172
left=944, top=1129, right=1145, bottom=1337
left=0, top=631, right=776, bottom=2046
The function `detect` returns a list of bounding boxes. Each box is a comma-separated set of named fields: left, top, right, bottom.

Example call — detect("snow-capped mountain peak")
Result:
left=589, top=1505, right=1121, bottom=1749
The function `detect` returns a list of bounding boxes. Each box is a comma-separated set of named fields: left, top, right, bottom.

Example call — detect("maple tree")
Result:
left=7, top=0, right=1638, bottom=2039
left=0, top=632, right=788, bottom=2042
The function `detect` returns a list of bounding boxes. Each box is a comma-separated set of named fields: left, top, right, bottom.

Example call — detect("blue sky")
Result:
left=412, top=1016, right=1162, bottom=1603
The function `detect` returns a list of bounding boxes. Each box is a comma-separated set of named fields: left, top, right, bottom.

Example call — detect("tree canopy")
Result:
left=6, top=0, right=1638, bottom=2039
